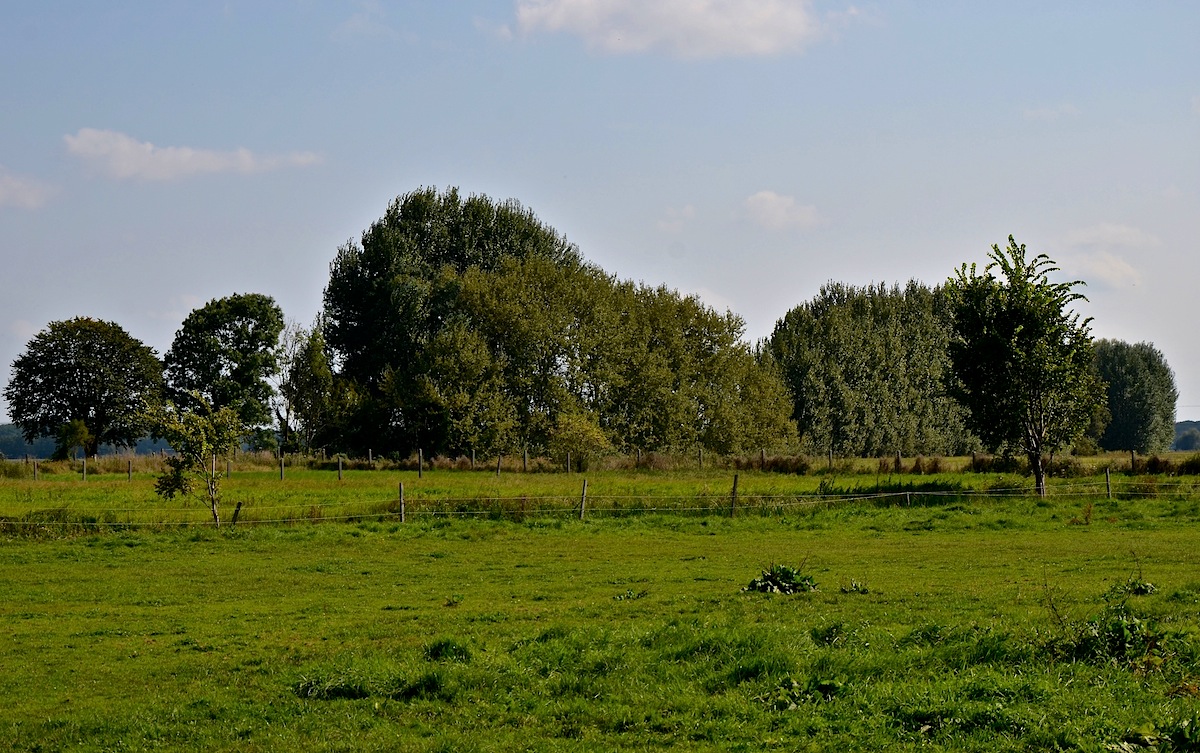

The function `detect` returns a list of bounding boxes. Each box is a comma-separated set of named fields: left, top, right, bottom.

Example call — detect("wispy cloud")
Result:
left=743, top=190, right=821, bottom=230
left=1060, top=223, right=1161, bottom=288
left=657, top=204, right=695, bottom=233
left=1022, top=103, right=1079, bottom=122
left=8, top=319, right=41, bottom=341
left=333, top=0, right=403, bottom=41
left=0, top=166, right=52, bottom=209
left=1063, top=223, right=1161, bottom=249
left=64, top=128, right=321, bottom=181
left=514, top=0, right=833, bottom=58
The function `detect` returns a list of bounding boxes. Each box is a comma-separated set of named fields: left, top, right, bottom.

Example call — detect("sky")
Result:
left=1, top=1, right=1198, bottom=423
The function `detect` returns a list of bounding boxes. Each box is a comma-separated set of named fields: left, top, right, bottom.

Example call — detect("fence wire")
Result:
left=3, top=477, right=1190, bottom=532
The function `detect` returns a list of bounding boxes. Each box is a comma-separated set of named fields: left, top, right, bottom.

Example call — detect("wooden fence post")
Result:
left=567, top=452, right=571, bottom=473
left=418, top=448, right=423, bottom=479
left=730, top=474, right=738, bottom=517
left=279, top=454, right=284, bottom=481
left=338, top=455, right=343, bottom=481
left=471, top=449, right=475, bottom=470
left=1106, top=467, right=1112, bottom=499
left=523, top=447, right=528, bottom=472
left=580, top=479, right=588, bottom=520
left=82, top=455, right=87, bottom=482
left=496, top=455, right=502, bottom=476
left=399, top=481, right=405, bottom=523
left=127, top=459, right=132, bottom=482
left=226, top=459, right=231, bottom=478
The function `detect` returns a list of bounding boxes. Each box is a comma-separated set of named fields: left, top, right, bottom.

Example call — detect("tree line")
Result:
left=2, top=189, right=1179, bottom=494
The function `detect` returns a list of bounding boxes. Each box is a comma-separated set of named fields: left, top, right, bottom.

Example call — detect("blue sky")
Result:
left=2, top=1, right=1198, bottom=422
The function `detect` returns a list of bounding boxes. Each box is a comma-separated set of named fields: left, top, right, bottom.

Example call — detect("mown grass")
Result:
left=2, top=487, right=1200, bottom=751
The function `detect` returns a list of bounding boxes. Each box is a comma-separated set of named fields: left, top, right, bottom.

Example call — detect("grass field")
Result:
left=2, top=467, right=1200, bottom=750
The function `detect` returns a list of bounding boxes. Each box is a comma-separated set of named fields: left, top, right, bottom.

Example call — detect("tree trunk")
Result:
left=1030, top=452, right=1047, bottom=498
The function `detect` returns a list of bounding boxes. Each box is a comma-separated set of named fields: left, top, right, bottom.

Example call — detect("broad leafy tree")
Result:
left=947, top=236, right=1103, bottom=496
left=322, top=187, right=580, bottom=454
left=1092, top=339, right=1177, bottom=454
left=164, top=293, right=284, bottom=434
left=4, top=317, right=163, bottom=458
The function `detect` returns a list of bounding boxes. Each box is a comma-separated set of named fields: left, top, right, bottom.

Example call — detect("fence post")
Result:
left=368, top=449, right=373, bottom=467
left=128, top=459, right=132, bottom=482
left=226, top=459, right=231, bottom=478
left=730, top=474, right=738, bottom=517
left=523, top=447, right=528, bottom=472
left=580, top=478, right=588, bottom=520
left=567, top=452, right=571, bottom=473
left=82, top=455, right=87, bottom=482
left=496, top=455, right=502, bottom=476
left=471, top=449, right=475, bottom=470
left=906, top=491, right=911, bottom=507
left=279, top=453, right=284, bottom=481
left=1106, top=467, right=1112, bottom=499
left=33, top=460, right=39, bottom=481
left=698, top=448, right=703, bottom=469
left=418, top=448, right=423, bottom=479
left=637, top=448, right=642, bottom=467
left=760, top=449, right=765, bottom=471
left=1130, top=449, right=1135, bottom=474
left=399, top=481, right=405, bottom=523
left=338, top=455, right=343, bottom=481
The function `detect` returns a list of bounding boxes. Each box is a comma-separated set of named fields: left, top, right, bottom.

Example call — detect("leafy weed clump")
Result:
left=744, top=564, right=817, bottom=594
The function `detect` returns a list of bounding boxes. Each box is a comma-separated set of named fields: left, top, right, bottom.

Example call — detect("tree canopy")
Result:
left=1092, top=339, right=1177, bottom=454
left=321, top=187, right=796, bottom=458
left=164, top=293, right=284, bottom=434
left=768, top=281, right=974, bottom=457
left=946, top=236, right=1103, bottom=495
left=3, top=317, right=163, bottom=458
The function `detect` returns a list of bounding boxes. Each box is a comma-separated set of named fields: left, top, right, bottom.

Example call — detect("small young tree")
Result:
left=152, top=397, right=244, bottom=527
left=946, top=236, right=1103, bottom=496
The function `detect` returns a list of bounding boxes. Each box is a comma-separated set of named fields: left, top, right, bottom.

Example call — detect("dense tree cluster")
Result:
left=768, top=281, right=974, bottom=457
left=318, top=187, right=796, bottom=459
left=1091, top=339, right=1177, bottom=454
left=2, top=189, right=1183, bottom=492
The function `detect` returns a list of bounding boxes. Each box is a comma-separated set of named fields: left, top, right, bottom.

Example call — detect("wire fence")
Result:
left=3, top=475, right=1194, bottom=533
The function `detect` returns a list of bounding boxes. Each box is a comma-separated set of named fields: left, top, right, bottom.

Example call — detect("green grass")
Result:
left=2, top=480, right=1200, bottom=750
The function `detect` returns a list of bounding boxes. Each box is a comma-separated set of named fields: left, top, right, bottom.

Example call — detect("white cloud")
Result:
left=657, top=204, right=695, bottom=233
left=1062, top=250, right=1143, bottom=289
left=0, top=167, right=51, bottom=209
left=743, top=190, right=821, bottom=230
left=515, top=0, right=827, bottom=58
left=1059, top=223, right=1161, bottom=289
left=8, top=319, right=40, bottom=341
left=1062, top=223, right=1161, bottom=249
left=1022, top=103, right=1079, bottom=122
left=334, top=0, right=403, bottom=41
left=64, top=128, right=321, bottom=181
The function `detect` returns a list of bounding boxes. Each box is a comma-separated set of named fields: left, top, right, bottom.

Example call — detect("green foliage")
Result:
left=769, top=281, right=973, bottom=457
left=3, top=317, right=163, bottom=457
left=1093, top=339, right=1178, bottom=454
left=150, top=397, right=245, bottom=526
left=947, top=236, right=1104, bottom=496
left=322, top=187, right=796, bottom=458
left=744, top=563, right=817, bottom=594
left=165, top=293, right=284, bottom=430
left=276, top=320, right=335, bottom=453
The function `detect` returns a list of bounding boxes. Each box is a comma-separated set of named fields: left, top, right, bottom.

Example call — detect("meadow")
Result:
left=2, top=460, right=1200, bottom=751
